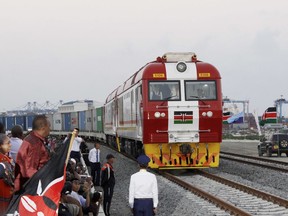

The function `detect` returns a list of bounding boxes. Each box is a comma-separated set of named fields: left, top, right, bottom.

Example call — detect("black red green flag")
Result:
left=260, top=107, right=277, bottom=126
left=5, top=135, right=74, bottom=216
left=223, top=111, right=232, bottom=124
left=174, top=111, right=193, bottom=124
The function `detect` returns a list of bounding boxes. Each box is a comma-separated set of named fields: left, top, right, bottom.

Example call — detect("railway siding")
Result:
left=181, top=173, right=288, bottom=215
left=200, top=171, right=288, bottom=208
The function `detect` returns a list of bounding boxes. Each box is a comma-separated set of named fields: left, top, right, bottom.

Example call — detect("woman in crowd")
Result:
left=0, top=134, right=14, bottom=215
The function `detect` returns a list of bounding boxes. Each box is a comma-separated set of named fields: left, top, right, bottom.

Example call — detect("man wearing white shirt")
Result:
left=70, top=128, right=84, bottom=162
left=129, top=155, right=158, bottom=216
left=88, top=142, right=101, bottom=186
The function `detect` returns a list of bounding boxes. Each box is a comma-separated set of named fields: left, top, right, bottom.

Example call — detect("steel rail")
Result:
left=221, top=151, right=288, bottom=166
left=220, top=154, right=288, bottom=173
left=159, top=171, right=251, bottom=216
left=200, top=170, right=288, bottom=208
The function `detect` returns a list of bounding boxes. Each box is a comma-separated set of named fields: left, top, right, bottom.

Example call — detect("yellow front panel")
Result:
left=144, top=142, right=220, bottom=169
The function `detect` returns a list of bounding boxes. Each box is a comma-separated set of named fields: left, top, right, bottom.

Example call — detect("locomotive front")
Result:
left=141, top=52, right=222, bottom=169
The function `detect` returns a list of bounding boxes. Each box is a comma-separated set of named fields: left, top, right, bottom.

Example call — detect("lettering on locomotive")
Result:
left=152, top=73, right=165, bottom=78
left=199, top=73, right=211, bottom=77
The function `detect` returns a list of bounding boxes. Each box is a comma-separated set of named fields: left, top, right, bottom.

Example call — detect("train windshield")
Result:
left=149, top=81, right=180, bottom=101
left=185, top=81, right=216, bottom=100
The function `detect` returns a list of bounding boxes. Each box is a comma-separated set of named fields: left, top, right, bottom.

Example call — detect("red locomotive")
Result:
left=104, top=52, right=222, bottom=169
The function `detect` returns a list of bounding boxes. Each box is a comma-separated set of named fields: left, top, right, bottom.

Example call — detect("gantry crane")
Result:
left=274, top=95, right=288, bottom=120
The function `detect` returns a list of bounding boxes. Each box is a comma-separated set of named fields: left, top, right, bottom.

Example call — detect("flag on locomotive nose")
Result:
left=174, top=111, right=193, bottom=124
left=5, top=133, right=75, bottom=216
left=260, top=107, right=277, bottom=125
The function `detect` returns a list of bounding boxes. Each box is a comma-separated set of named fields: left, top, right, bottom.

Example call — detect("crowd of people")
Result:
left=0, top=114, right=159, bottom=216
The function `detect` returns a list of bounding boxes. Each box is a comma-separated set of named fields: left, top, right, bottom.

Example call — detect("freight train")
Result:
left=1, top=52, right=223, bottom=169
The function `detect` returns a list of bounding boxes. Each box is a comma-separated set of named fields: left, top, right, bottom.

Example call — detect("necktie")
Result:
left=96, top=149, right=98, bottom=162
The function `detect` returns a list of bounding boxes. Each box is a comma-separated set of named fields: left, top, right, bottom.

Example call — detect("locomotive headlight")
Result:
left=202, top=112, right=207, bottom=117
left=194, top=134, right=199, bottom=139
left=161, top=112, right=166, bottom=117
left=176, top=62, right=187, bottom=73
left=207, top=111, right=213, bottom=117
left=154, top=112, right=161, bottom=118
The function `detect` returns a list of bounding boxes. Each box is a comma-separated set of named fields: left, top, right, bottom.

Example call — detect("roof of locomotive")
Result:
left=105, top=53, right=220, bottom=104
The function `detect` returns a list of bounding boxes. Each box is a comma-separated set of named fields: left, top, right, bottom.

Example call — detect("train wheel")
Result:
left=130, top=140, right=136, bottom=158
left=106, top=135, right=110, bottom=145
left=124, top=139, right=132, bottom=155
left=119, top=138, right=124, bottom=152
left=113, top=136, right=117, bottom=149
left=136, top=142, right=144, bottom=158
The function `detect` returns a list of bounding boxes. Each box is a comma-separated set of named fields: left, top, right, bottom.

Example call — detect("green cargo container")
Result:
left=96, top=107, right=103, bottom=132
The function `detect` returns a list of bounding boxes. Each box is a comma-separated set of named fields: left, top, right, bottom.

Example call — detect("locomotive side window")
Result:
left=149, top=81, right=180, bottom=101
left=185, top=81, right=216, bottom=100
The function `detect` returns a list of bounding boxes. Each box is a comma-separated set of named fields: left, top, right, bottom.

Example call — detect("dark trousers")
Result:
left=133, top=199, right=153, bottom=216
left=103, top=186, right=114, bottom=216
left=70, top=151, right=81, bottom=162
left=90, top=162, right=101, bottom=186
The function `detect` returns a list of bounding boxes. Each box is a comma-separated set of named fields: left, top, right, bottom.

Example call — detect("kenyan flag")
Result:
left=174, top=111, right=193, bottom=124
left=223, top=111, right=232, bottom=124
left=260, top=107, right=277, bottom=125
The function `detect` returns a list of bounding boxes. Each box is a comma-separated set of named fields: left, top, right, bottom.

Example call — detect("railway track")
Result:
left=160, top=170, right=288, bottom=216
left=220, top=151, right=288, bottom=173
left=101, top=143, right=240, bottom=215
left=100, top=143, right=288, bottom=215
left=160, top=171, right=250, bottom=216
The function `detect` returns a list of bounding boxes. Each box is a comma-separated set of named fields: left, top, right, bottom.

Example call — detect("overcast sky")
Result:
left=1, top=0, right=287, bottom=115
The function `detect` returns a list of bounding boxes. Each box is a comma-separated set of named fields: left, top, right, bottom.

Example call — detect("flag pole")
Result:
left=65, top=129, right=77, bottom=165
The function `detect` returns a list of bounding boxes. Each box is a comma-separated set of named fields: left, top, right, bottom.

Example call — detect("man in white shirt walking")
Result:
left=70, top=128, right=84, bottom=162
left=88, top=142, right=101, bottom=186
left=129, top=155, right=158, bottom=216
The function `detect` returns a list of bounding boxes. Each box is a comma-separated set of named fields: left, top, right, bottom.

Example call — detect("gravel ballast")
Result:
left=207, top=158, right=288, bottom=200
left=85, top=142, right=288, bottom=215
left=94, top=144, right=230, bottom=216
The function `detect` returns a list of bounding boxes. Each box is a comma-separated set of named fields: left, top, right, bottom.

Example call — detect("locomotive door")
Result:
left=112, top=100, right=117, bottom=135
left=135, top=85, right=143, bottom=137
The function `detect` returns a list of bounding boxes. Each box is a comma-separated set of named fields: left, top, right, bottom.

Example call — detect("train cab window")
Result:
left=149, top=81, right=180, bottom=101
left=185, top=81, right=216, bottom=100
